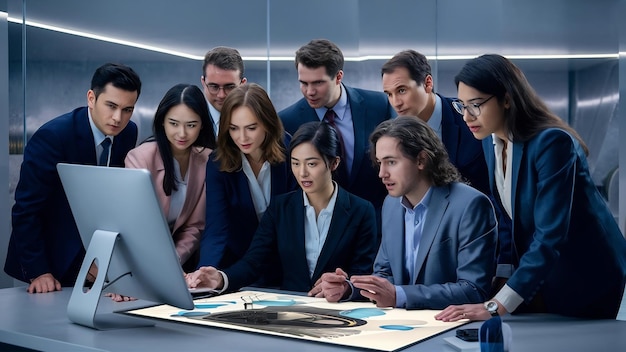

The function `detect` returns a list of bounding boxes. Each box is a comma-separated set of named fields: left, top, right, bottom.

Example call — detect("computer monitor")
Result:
left=57, top=163, right=194, bottom=329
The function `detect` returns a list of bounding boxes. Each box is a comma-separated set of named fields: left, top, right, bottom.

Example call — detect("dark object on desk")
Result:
left=456, top=328, right=478, bottom=342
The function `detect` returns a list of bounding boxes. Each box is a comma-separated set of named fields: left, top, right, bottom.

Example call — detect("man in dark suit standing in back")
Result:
left=381, top=50, right=489, bottom=194
left=279, top=39, right=396, bottom=215
left=5, top=63, right=141, bottom=294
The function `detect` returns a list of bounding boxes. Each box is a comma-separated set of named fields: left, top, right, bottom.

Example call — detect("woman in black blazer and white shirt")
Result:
left=187, top=121, right=378, bottom=293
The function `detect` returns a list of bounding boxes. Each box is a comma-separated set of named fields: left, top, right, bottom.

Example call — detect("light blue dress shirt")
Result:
left=395, top=187, right=432, bottom=308
left=88, top=109, right=114, bottom=165
left=208, top=102, right=221, bottom=136
left=427, top=94, right=443, bottom=140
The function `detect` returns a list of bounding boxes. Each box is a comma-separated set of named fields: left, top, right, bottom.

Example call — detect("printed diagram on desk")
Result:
left=126, top=290, right=467, bottom=352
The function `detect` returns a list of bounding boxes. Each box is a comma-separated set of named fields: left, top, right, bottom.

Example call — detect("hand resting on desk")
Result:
left=185, top=266, right=224, bottom=290
left=28, top=273, right=62, bottom=294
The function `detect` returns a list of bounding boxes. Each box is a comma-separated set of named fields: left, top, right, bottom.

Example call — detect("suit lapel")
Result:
left=300, top=99, right=320, bottom=123
left=74, top=108, right=97, bottom=165
left=385, top=198, right=409, bottom=285
left=270, top=162, right=286, bottom=195
left=173, top=149, right=201, bottom=230
left=483, top=137, right=496, bottom=193
left=439, top=95, right=460, bottom=164
left=288, top=191, right=309, bottom=278
left=345, top=87, right=365, bottom=186
left=312, top=188, right=350, bottom=279
left=413, top=186, right=449, bottom=282
left=510, top=141, right=523, bottom=220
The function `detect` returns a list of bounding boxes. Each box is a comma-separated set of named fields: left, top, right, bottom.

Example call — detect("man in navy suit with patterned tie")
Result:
left=5, top=63, right=141, bottom=294
left=279, top=39, right=396, bottom=220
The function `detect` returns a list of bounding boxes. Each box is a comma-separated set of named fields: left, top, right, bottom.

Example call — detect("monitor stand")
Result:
left=66, top=230, right=154, bottom=330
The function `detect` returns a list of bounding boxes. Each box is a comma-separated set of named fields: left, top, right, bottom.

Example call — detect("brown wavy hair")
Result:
left=369, top=116, right=461, bottom=186
left=215, top=83, right=286, bottom=172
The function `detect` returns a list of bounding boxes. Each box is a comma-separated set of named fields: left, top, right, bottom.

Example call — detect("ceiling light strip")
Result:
left=3, top=12, right=619, bottom=62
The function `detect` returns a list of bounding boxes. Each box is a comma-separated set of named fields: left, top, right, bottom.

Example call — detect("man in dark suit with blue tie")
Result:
left=5, top=63, right=141, bottom=294
left=279, top=39, right=396, bottom=216
left=381, top=50, right=489, bottom=195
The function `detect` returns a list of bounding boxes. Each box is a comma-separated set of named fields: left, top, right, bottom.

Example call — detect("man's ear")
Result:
left=335, top=70, right=344, bottom=85
left=423, top=75, right=433, bottom=93
left=416, top=150, right=428, bottom=169
left=87, top=90, right=96, bottom=109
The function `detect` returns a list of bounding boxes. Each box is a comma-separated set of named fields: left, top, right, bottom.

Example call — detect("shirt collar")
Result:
left=427, top=94, right=443, bottom=135
left=303, top=181, right=340, bottom=214
left=88, top=108, right=112, bottom=146
left=208, top=101, right=220, bottom=128
left=400, top=187, right=433, bottom=212
left=315, top=84, right=348, bottom=121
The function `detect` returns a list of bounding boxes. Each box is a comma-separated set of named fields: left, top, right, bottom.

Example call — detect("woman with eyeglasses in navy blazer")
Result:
left=437, top=54, right=626, bottom=321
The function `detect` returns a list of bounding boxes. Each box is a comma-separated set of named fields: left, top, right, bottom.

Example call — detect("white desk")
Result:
left=0, top=286, right=625, bottom=352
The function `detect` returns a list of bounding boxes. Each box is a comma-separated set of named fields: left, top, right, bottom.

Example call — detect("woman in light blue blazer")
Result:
left=437, top=54, right=626, bottom=321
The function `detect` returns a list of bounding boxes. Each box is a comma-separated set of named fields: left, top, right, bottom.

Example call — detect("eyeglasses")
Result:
left=204, top=82, right=238, bottom=95
left=452, top=95, right=495, bottom=117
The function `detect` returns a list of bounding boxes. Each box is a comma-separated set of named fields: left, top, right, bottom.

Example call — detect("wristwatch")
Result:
left=484, top=301, right=499, bottom=317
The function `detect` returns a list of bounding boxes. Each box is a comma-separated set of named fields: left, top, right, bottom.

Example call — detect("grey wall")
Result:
left=2, top=0, right=624, bottom=288
left=0, top=0, right=12, bottom=288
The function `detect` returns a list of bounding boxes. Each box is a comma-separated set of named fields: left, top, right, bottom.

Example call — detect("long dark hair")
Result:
left=454, top=54, right=588, bottom=154
left=153, top=83, right=216, bottom=195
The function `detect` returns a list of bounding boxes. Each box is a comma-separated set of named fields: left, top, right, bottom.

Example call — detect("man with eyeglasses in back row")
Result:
left=201, top=46, right=247, bottom=140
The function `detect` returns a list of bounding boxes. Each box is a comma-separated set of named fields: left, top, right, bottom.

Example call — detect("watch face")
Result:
left=486, top=301, right=498, bottom=312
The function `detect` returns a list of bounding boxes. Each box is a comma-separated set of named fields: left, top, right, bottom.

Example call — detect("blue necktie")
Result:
left=99, top=137, right=111, bottom=166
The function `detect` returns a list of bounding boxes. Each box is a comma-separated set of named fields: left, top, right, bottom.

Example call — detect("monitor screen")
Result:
left=57, top=163, right=194, bottom=329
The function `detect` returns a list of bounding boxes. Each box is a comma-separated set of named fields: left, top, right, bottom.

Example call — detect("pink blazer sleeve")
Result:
left=125, top=143, right=211, bottom=265
left=171, top=147, right=211, bottom=265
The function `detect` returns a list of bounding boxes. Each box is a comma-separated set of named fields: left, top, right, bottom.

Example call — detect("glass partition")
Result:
left=3, top=0, right=623, bottom=287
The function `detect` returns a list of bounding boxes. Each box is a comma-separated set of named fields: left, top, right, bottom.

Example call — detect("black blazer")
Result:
left=199, top=148, right=297, bottom=269
left=5, top=106, right=138, bottom=285
left=224, top=187, right=378, bottom=293
left=279, top=85, right=395, bottom=212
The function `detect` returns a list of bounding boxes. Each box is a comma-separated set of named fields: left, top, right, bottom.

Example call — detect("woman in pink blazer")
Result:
left=125, top=84, right=216, bottom=272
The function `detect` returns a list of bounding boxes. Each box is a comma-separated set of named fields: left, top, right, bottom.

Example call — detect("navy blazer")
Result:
left=279, top=85, right=395, bottom=212
left=439, top=94, right=489, bottom=195
left=371, top=184, right=497, bottom=309
left=5, top=106, right=138, bottom=285
left=198, top=150, right=296, bottom=269
left=484, top=128, right=626, bottom=318
left=224, top=187, right=378, bottom=293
